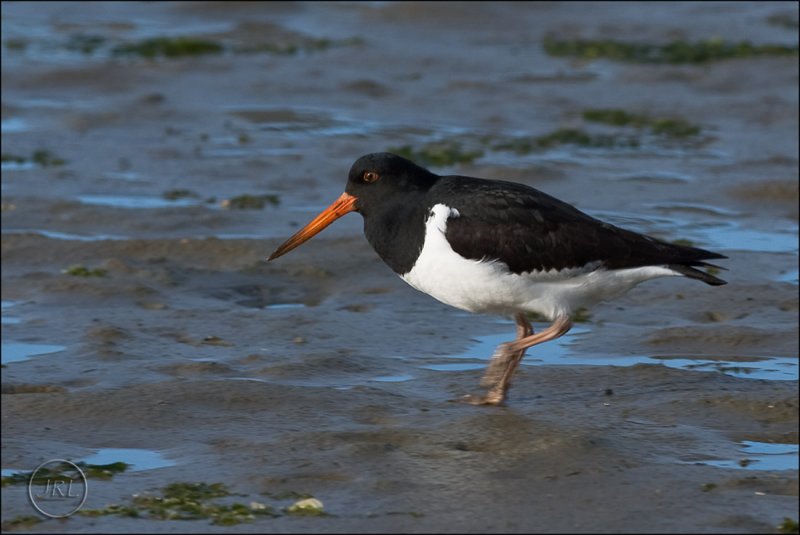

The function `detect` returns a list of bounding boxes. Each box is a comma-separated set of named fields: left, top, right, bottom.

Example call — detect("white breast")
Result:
left=400, top=203, right=680, bottom=320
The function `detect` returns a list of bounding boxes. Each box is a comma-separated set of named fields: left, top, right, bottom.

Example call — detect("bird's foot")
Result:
left=461, top=391, right=505, bottom=406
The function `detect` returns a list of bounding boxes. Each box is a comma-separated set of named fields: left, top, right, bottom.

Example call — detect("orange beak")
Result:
left=268, top=192, right=358, bottom=261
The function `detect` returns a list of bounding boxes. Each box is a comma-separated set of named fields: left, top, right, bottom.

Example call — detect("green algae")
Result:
left=390, top=103, right=704, bottom=167
left=78, top=482, right=281, bottom=525
left=112, top=37, right=224, bottom=58
left=111, top=35, right=362, bottom=59
left=79, top=503, right=141, bottom=518
left=8, top=32, right=362, bottom=61
left=31, top=149, right=67, bottom=167
left=63, top=265, right=108, bottom=278
left=4, top=38, right=28, bottom=51
left=222, top=194, right=281, bottom=210
left=778, top=518, right=799, bottom=534
left=389, top=142, right=483, bottom=167
left=582, top=109, right=701, bottom=138
left=650, top=118, right=701, bottom=138
left=543, top=36, right=798, bottom=64
left=3, top=150, right=66, bottom=167
left=76, top=481, right=330, bottom=525
left=493, top=128, right=639, bottom=154
left=492, top=108, right=703, bottom=156
left=160, top=482, right=231, bottom=501
left=162, top=189, right=201, bottom=201
left=0, top=515, right=42, bottom=530
left=2, top=154, right=27, bottom=164
left=235, top=36, right=363, bottom=55
left=396, top=110, right=702, bottom=162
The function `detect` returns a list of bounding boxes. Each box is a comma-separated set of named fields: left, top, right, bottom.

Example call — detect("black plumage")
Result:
left=345, top=153, right=726, bottom=285
left=438, top=176, right=726, bottom=283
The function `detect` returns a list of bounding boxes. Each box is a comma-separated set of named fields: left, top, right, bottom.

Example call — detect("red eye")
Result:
left=363, top=171, right=380, bottom=183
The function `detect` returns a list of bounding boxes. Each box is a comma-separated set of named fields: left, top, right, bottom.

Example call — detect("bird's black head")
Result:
left=345, top=152, right=437, bottom=216
left=267, top=152, right=436, bottom=261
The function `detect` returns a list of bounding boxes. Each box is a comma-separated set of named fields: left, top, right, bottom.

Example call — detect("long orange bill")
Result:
left=268, top=192, right=358, bottom=261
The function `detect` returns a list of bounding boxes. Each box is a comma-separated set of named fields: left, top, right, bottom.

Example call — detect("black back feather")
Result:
left=436, top=176, right=727, bottom=285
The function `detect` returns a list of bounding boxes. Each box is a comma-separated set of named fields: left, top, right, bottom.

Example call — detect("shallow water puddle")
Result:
left=200, top=147, right=255, bottom=159
left=1, top=159, right=37, bottom=171
left=79, top=448, right=176, bottom=472
left=776, top=268, right=799, bottom=285
left=418, top=325, right=590, bottom=372
left=645, top=201, right=741, bottom=217
left=76, top=194, right=204, bottom=209
left=421, top=362, right=486, bottom=372
left=1, top=117, right=30, bottom=133
left=104, top=171, right=142, bottom=181
left=421, top=324, right=797, bottom=381
left=421, top=325, right=677, bottom=371
left=1, top=300, right=21, bottom=325
left=614, top=171, right=696, bottom=184
left=689, top=222, right=799, bottom=254
left=592, top=208, right=799, bottom=254
left=2, top=448, right=175, bottom=479
left=692, top=441, right=799, bottom=471
left=649, top=356, right=798, bottom=381
left=1, top=342, right=66, bottom=365
left=371, top=374, right=415, bottom=382
left=4, top=228, right=128, bottom=241
left=263, top=303, right=307, bottom=311
left=226, top=105, right=391, bottom=140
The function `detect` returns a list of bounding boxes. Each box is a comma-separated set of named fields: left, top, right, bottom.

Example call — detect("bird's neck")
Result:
left=362, top=193, right=428, bottom=275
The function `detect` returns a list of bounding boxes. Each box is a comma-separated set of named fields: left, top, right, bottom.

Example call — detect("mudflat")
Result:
left=2, top=2, right=798, bottom=533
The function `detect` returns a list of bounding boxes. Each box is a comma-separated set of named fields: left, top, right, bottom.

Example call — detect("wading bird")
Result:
left=269, top=153, right=726, bottom=405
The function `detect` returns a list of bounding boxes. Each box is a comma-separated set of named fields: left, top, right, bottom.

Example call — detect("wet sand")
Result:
left=2, top=2, right=798, bottom=533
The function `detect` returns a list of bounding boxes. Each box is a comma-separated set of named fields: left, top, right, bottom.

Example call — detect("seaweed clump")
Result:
left=63, top=265, right=108, bottom=278
left=221, top=194, right=280, bottom=210
left=112, top=37, right=224, bottom=58
left=388, top=142, right=483, bottom=167
left=543, top=36, right=798, bottom=64
left=78, top=482, right=279, bottom=526
left=493, top=128, right=638, bottom=154
left=582, top=109, right=701, bottom=138
left=2, top=150, right=67, bottom=167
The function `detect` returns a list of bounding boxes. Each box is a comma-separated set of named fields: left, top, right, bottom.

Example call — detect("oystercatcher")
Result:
left=268, top=152, right=727, bottom=405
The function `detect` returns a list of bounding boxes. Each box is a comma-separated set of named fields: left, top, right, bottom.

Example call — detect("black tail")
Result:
left=668, top=259, right=727, bottom=286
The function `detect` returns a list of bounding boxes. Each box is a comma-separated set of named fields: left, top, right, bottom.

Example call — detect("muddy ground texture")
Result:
left=2, top=2, right=799, bottom=533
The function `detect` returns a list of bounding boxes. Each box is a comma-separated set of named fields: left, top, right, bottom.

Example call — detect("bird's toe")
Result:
left=460, top=393, right=505, bottom=406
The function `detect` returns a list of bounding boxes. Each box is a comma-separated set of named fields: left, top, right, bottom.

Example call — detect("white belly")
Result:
left=401, top=204, right=679, bottom=320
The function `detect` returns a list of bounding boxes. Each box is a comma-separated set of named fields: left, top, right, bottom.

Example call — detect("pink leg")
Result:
left=466, top=315, right=572, bottom=406
left=480, top=313, right=533, bottom=387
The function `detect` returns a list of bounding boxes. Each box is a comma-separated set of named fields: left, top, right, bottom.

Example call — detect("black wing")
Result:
left=435, top=176, right=727, bottom=285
